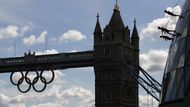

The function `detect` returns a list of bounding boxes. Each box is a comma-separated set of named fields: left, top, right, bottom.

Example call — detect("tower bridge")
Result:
left=0, top=1, right=161, bottom=107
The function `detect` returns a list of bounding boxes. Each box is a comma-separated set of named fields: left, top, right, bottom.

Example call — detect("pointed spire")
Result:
left=96, top=13, right=100, bottom=21
left=109, top=0, right=125, bottom=30
left=114, top=0, right=119, bottom=11
left=131, top=18, right=139, bottom=39
left=94, top=13, right=102, bottom=35
left=134, top=18, right=136, bottom=26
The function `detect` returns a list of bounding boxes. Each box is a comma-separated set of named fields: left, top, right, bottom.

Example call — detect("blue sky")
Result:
left=0, top=0, right=186, bottom=107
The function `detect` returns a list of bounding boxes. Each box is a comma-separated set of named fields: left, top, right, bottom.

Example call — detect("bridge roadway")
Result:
left=0, top=51, right=94, bottom=73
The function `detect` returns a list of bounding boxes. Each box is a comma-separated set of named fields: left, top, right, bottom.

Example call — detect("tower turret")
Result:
left=131, top=19, right=139, bottom=49
left=94, top=13, right=102, bottom=45
left=131, top=19, right=139, bottom=74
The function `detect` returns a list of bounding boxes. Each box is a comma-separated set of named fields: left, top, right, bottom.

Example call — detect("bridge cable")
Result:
left=45, top=35, right=48, bottom=54
left=14, top=39, right=16, bottom=56
left=106, top=59, right=161, bottom=102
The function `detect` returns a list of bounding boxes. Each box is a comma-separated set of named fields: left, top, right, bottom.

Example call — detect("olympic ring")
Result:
left=10, top=71, right=24, bottom=85
left=40, top=69, right=55, bottom=84
left=25, top=70, right=39, bottom=85
left=10, top=69, right=55, bottom=93
left=33, top=76, right=47, bottom=92
left=17, top=77, right=31, bottom=93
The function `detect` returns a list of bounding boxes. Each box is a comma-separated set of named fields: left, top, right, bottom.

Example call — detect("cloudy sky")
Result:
left=0, top=0, right=186, bottom=107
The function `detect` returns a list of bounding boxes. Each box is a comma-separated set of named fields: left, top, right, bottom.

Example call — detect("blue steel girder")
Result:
left=0, top=51, right=94, bottom=73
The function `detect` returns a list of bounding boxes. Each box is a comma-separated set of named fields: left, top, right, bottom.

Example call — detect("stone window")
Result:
left=102, top=47, right=111, bottom=56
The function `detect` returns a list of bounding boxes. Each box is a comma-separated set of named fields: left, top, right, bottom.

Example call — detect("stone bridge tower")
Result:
left=93, top=2, right=139, bottom=107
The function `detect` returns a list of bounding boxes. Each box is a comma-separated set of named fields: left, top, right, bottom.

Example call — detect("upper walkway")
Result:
left=0, top=51, right=94, bottom=73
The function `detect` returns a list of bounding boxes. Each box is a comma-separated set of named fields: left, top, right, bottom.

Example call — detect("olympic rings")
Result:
left=10, top=69, right=55, bottom=93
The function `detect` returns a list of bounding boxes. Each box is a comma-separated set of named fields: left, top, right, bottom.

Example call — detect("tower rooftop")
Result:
left=109, top=0, right=125, bottom=30
left=131, top=19, right=139, bottom=39
left=94, top=13, right=102, bottom=35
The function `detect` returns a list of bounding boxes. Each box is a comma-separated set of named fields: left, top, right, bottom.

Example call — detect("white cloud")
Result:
left=79, top=97, right=95, bottom=107
left=61, top=86, right=93, bottom=98
left=35, top=49, right=58, bottom=55
left=0, top=93, right=9, bottom=105
left=23, top=31, right=47, bottom=46
left=0, top=84, right=94, bottom=107
left=20, top=22, right=33, bottom=35
left=139, top=95, right=158, bottom=107
left=37, top=31, right=47, bottom=43
left=0, top=25, right=19, bottom=39
left=140, top=49, right=168, bottom=72
left=31, top=102, right=67, bottom=107
left=59, top=30, right=87, bottom=43
left=140, top=5, right=181, bottom=41
left=9, top=103, right=25, bottom=107
left=23, top=35, right=36, bottom=45
left=70, top=50, right=77, bottom=52
left=0, top=23, right=32, bottom=40
left=0, top=93, right=26, bottom=107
